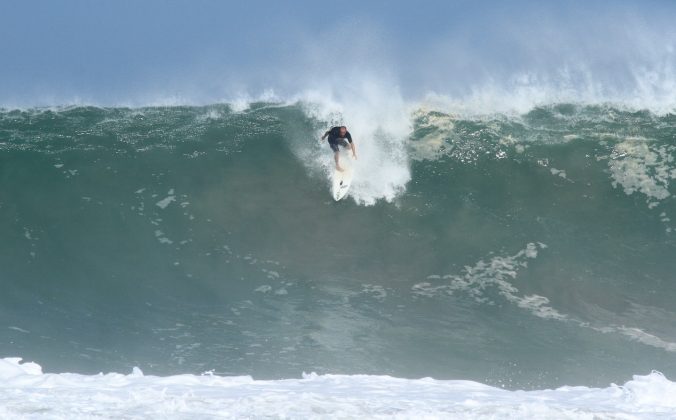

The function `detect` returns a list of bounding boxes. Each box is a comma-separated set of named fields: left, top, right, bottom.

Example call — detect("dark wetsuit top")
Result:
left=326, top=127, right=352, bottom=152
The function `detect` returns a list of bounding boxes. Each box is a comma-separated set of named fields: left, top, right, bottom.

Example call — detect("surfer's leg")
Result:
left=330, top=142, right=344, bottom=171
left=334, top=151, right=344, bottom=172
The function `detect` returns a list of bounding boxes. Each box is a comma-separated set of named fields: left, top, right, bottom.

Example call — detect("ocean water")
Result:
left=1, top=100, right=676, bottom=418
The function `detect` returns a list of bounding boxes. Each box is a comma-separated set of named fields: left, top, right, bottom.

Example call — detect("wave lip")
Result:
left=1, top=358, right=675, bottom=419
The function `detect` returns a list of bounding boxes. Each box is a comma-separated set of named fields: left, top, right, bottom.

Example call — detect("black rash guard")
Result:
left=327, top=127, right=352, bottom=144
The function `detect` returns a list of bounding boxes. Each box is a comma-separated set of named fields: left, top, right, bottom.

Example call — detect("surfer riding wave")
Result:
left=321, top=126, right=357, bottom=171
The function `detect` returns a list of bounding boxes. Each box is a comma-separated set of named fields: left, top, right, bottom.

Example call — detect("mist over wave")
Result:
left=3, top=1, right=676, bottom=115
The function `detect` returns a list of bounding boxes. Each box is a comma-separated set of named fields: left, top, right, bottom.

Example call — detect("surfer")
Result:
left=321, top=126, right=357, bottom=171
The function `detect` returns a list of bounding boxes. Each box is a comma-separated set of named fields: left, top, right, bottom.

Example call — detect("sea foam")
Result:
left=0, top=358, right=675, bottom=419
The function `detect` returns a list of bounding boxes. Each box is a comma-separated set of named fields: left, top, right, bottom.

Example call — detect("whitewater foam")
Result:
left=0, top=358, right=674, bottom=419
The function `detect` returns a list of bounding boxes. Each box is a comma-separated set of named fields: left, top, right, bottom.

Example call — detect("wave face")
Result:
left=1, top=102, right=676, bottom=395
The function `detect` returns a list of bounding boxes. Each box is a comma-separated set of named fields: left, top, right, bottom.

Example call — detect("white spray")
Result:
left=296, top=77, right=413, bottom=205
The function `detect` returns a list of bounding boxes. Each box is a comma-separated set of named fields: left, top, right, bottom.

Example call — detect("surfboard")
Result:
left=332, top=149, right=354, bottom=201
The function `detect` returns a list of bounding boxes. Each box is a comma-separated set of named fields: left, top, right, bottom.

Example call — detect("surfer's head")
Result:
left=339, top=126, right=347, bottom=136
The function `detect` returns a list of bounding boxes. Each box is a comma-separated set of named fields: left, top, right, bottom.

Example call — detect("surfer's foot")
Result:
left=336, top=165, right=345, bottom=172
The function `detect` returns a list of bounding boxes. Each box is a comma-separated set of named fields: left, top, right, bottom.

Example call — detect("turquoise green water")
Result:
left=1, top=103, right=675, bottom=389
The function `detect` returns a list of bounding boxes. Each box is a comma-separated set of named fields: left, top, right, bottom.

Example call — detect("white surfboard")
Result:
left=332, top=150, right=355, bottom=201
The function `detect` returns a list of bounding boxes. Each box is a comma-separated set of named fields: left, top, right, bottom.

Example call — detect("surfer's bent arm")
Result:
left=321, top=130, right=330, bottom=140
